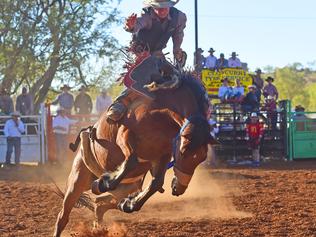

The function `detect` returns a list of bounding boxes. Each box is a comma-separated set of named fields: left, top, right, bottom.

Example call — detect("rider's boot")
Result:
left=106, top=89, right=132, bottom=123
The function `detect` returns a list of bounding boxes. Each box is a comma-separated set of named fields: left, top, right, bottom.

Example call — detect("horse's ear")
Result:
left=208, top=135, right=220, bottom=145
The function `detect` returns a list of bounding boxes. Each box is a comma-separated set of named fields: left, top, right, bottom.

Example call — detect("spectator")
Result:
left=293, top=105, right=307, bottom=131
left=0, top=89, right=14, bottom=115
left=263, top=95, right=277, bottom=130
left=263, top=76, right=278, bottom=100
left=228, top=52, right=242, bottom=68
left=216, top=53, right=228, bottom=70
left=218, top=78, right=233, bottom=102
left=4, top=111, right=25, bottom=165
left=52, top=107, right=77, bottom=164
left=96, top=89, right=112, bottom=115
left=16, top=87, right=33, bottom=115
left=241, top=85, right=259, bottom=113
left=232, top=78, right=245, bottom=102
left=52, top=84, right=74, bottom=115
left=204, top=48, right=217, bottom=70
left=245, top=112, right=264, bottom=166
left=194, top=48, right=205, bottom=72
left=253, top=69, right=264, bottom=102
left=74, top=85, right=93, bottom=115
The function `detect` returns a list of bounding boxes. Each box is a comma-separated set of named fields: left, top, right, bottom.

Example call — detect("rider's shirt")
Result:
left=132, top=7, right=186, bottom=53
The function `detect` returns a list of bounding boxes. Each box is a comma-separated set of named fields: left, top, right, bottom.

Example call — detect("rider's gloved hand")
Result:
left=124, top=13, right=137, bottom=32
left=174, top=49, right=184, bottom=62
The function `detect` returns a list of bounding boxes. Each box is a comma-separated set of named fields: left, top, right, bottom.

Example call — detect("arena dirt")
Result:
left=1, top=161, right=316, bottom=236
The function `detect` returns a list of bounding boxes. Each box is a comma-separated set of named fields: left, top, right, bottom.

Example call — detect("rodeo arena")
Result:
left=1, top=1, right=316, bottom=237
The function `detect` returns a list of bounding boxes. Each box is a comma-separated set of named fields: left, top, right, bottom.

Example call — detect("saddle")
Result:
left=124, top=53, right=181, bottom=99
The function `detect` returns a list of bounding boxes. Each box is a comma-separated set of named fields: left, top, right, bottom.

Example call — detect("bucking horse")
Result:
left=53, top=55, right=216, bottom=237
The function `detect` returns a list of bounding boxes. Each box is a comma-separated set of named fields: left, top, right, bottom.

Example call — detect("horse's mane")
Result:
left=180, top=72, right=209, bottom=116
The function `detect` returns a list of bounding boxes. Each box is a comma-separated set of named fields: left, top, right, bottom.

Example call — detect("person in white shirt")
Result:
left=228, top=52, right=242, bottom=68
left=204, top=48, right=217, bottom=70
left=4, top=111, right=25, bottom=165
left=218, top=78, right=233, bottom=102
left=52, top=107, right=77, bottom=163
left=96, top=89, right=112, bottom=115
left=233, top=78, right=245, bottom=102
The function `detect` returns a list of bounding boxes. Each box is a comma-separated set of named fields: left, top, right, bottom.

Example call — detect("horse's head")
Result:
left=172, top=115, right=217, bottom=196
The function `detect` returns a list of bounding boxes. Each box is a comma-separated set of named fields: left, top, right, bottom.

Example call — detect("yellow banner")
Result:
left=201, top=68, right=253, bottom=96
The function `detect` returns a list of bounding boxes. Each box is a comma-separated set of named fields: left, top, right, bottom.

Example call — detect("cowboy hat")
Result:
left=248, top=85, right=256, bottom=89
left=295, top=105, right=305, bottom=112
left=231, top=52, right=238, bottom=56
left=196, top=48, right=204, bottom=53
left=10, top=111, right=21, bottom=117
left=255, top=68, right=262, bottom=73
left=78, top=85, right=88, bottom=91
left=208, top=48, right=215, bottom=53
left=143, top=0, right=179, bottom=8
left=60, top=84, right=71, bottom=90
left=265, top=76, right=274, bottom=82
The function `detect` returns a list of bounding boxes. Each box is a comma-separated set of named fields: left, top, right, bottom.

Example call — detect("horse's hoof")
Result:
left=117, top=198, right=135, bottom=213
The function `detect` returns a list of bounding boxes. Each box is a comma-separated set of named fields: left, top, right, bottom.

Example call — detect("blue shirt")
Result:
left=216, top=59, right=228, bottom=69
left=52, top=92, right=74, bottom=110
left=4, top=119, right=25, bottom=137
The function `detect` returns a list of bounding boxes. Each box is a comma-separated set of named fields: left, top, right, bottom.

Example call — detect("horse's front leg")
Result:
left=118, top=155, right=169, bottom=213
left=92, top=126, right=138, bottom=194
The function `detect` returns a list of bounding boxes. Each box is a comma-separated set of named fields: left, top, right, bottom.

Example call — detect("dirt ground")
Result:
left=1, top=160, right=316, bottom=237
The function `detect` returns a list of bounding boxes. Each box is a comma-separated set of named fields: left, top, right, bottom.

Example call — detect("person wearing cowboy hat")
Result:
left=0, top=88, right=14, bottom=115
left=124, top=0, right=186, bottom=61
left=96, top=88, right=112, bottom=115
left=52, top=106, right=77, bottom=164
left=205, top=48, right=217, bottom=70
left=194, top=48, right=205, bottom=72
left=74, top=85, right=93, bottom=115
left=4, top=111, right=25, bottom=165
left=106, top=0, right=187, bottom=123
left=52, top=84, right=74, bottom=115
left=263, top=95, right=277, bottom=130
left=245, top=112, right=264, bottom=166
left=216, top=53, right=228, bottom=70
left=228, top=52, right=242, bottom=68
left=263, top=76, right=278, bottom=100
left=252, top=68, right=264, bottom=103
left=241, top=85, right=259, bottom=113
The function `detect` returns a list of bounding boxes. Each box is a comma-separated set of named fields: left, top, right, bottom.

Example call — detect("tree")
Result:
left=0, top=0, right=121, bottom=111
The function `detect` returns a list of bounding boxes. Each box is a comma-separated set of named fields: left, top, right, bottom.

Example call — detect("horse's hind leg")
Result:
left=53, top=154, right=94, bottom=237
left=95, top=181, right=142, bottom=225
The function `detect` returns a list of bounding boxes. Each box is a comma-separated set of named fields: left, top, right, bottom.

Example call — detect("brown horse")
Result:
left=53, top=74, right=215, bottom=237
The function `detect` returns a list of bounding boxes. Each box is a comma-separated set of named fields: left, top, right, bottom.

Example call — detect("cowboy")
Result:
left=194, top=48, right=205, bottom=72
left=245, top=112, right=264, bottom=166
left=253, top=68, right=264, bottom=102
left=107, top=0, right=187, bottom=122
left=4, top=111, right=25, bottom=165
left=74, top=85, right=93, bottom=115
left=205, top=48, right=217, bottom=70
left=263, top=76, right=278, bottom=100
left=216, top=53, right=228, bottom=70
left=241, top=85, right=259, bottom=113
left=228, top=52, right=241, bottom=68
left=16, top=87, right=34, bottom=116
left=52, top=84, right=74, bottom=115
left=263, top=95, right=277, bottom=130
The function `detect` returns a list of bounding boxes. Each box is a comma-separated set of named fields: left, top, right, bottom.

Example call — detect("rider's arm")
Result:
left=126, top=11, right=152, bottom=33
left=172, top=11, right=187, bottom=55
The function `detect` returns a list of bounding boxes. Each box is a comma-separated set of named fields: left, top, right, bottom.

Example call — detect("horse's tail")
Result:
left=50, top=176, right=95, bottom=212
left=69, top=126, right=93, bottom=152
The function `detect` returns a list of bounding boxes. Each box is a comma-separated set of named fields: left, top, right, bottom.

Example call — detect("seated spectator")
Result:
left=216, top=53, right=228, bottom=70
left=4, top=111, right=25, bottom=166
left=263, top=95, right=277, bottom=130
left=16, top=87, right=34, bottom=116
left=232, top=78, right=245, bottom=102
left=52, top=107, right=77, bottom=164
left=194, top=48, right=205, bottom=72
left=241, top=85, right=259, bottom=113
left=263, top=76, right=278, bottom=100
left=245, top=112, right=264, bottom=166
left=205, top=48, right=217, bottom=70
left=52, top=84, right=74, bottom=115
left=74, top=85, right=93, bottom=115
left=0, top=89, right=14, bottom=115
left=96, top=89, right=112, bottom=115
left=218, top=78, right=233, bottom=102
left=253, top=69, right=264, bottom=102
left=228, top=52, right=242, bottom=68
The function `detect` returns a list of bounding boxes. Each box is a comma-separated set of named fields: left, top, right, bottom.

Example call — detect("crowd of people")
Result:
left=194, top=47, right=246, bottom=72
